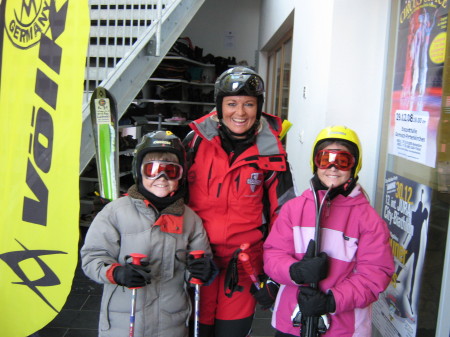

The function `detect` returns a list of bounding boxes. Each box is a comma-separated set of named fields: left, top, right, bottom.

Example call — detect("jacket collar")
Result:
left=126, top=184, right=184, bottom=216
left=190, top=111, right=286, bottom=158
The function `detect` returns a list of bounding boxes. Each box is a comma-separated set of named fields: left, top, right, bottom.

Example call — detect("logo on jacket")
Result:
left=247, top=173, right=262, bottom=192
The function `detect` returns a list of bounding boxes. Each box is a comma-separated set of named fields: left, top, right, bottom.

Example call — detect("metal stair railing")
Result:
left=80, top=0, right=205, bottom=174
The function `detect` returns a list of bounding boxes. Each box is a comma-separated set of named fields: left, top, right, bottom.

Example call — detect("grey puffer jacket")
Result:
left=80, top=185, right=212, bottom=337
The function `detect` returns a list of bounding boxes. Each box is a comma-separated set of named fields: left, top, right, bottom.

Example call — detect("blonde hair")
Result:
left=143, top=152, right=178, bottom=163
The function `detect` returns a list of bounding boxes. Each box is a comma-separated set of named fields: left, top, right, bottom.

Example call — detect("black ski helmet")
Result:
left=132, top=130, right=186, bottom=183
left=214, top=66, right=265, bottom=121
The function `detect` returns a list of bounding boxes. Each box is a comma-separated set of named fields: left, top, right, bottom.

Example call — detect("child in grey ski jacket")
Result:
left=81, top=131, right=214, bottom=337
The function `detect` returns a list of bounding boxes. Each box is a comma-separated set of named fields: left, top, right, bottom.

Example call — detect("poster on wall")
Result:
left=388, top=1, right=449, bottom=168
left=373, top=171, right=432, bottom=337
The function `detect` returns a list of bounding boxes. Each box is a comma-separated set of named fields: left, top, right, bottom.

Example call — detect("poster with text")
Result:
left=373, top=171, right=432, bottom=337
left=388, top=1, right=449, bottom=168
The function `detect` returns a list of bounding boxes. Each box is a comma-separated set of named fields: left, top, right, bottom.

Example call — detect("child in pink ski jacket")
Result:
left=263, top=126, right=394, bottom=337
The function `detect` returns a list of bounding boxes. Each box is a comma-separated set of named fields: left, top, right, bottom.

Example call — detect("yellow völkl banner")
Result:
left=0, top=0, right=89, bottom=335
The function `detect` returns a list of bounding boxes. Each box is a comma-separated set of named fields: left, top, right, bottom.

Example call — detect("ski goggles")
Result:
left=217, top=73, right=264, bottom=96
left=314, top=150, right=355, bottom=171
left=141, top=161, right=183, bottom=180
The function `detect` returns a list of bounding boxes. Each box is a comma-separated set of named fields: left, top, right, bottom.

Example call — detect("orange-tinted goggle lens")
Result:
left=314, top=150, right=355, bottom=171
left=141, top=161, right=183, bottom=180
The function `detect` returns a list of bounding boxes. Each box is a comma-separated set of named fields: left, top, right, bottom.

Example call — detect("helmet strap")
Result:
left=311, top=174, right=358, bottom=200
left=218, top=121, right=258, bottom=153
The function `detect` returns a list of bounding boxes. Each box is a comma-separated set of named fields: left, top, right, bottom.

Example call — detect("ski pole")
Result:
left=240, top=242, right=250, bottom=251
left=238, top=252, right=260, bottom=290
left=301, top=181, right=332, bottom=337
left=128, top=253, right=148, bottom=337
left=189, top=250, right=205, bottom=337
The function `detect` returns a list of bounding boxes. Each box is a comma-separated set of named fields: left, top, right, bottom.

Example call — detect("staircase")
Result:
left=80, top=0, right=205, bottom=174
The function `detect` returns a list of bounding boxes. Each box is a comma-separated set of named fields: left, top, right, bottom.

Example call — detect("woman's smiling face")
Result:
left=221, top=95, right=258, bottom=137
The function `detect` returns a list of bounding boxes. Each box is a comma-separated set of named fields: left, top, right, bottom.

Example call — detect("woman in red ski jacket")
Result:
left=184, top=66, right=296, bottom=337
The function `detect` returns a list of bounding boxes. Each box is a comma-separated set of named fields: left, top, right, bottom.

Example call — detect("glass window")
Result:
left=373, top=2, right=450, bottom=336
left=266, top=32, right=293, bottom=144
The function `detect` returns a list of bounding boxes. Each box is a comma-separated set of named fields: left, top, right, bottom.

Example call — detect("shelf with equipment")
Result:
left=137, top=55, right=216, bottom=133
left=148, top=77, right=214, bottom=87
left=79, top=54, right=221, bottom=224
left=135, top=98, right=215, bottom=105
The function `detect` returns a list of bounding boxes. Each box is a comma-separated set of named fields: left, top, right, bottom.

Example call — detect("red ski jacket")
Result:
left=184, top=111, right=295, bottom=259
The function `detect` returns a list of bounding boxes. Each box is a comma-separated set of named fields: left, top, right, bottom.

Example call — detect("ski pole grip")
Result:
left=127, top=253, right=148, bottom=290
left=238, top=252, right=260, bottom=289
left=129, top=253, right=148, bottom=266
left=189, top=250, right=205, bottom=285
left=238, top=252, right=255, bottom=276
left=240, top=242, right=250, bottom=251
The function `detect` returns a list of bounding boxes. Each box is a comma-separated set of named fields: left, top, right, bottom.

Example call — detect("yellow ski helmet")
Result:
left=310, top=125, right=362, bottom=177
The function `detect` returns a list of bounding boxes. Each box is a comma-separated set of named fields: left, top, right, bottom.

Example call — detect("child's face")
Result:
left=141, top=153, right=180, bottom=198
left=317, top=142, right=352, bottom=188
left=142, top=173, right=179, bottom=198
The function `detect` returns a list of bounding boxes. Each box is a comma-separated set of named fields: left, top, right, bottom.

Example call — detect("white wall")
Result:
left=258, top=0, right=296, bottom=50
left=259, top=0, right=391, bottom=201
left=181, top=0, right=261, bottom=68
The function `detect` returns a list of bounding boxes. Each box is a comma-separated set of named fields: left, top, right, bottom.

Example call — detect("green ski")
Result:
left=90, top=87, right=119, bottom=201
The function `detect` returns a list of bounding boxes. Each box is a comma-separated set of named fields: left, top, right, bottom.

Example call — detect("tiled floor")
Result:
left=30, top=229, right=275, bottom=337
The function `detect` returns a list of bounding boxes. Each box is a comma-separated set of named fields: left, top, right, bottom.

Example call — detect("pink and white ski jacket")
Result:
left=263, top=185, right=394, bottom=337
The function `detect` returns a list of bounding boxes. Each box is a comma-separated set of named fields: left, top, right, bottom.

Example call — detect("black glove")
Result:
left=251, top=277, right=280, bottom=310
left=112, top=263, right=151, bottom=288
left=297, top=287, right=336, bottom=317
left=187, top=255, right=213, bottom=283
left=290, top=239, right=328, bottom=284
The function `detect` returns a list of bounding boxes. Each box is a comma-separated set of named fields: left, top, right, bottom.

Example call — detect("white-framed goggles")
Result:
left=141, top=161, right=183, bottom=180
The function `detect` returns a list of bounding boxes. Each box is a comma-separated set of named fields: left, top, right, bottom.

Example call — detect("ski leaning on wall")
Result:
left=90, top=87, right=120, bottom=201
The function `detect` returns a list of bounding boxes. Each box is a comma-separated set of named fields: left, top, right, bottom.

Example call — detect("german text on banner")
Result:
left=0, top=1, right=89, bottom=335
